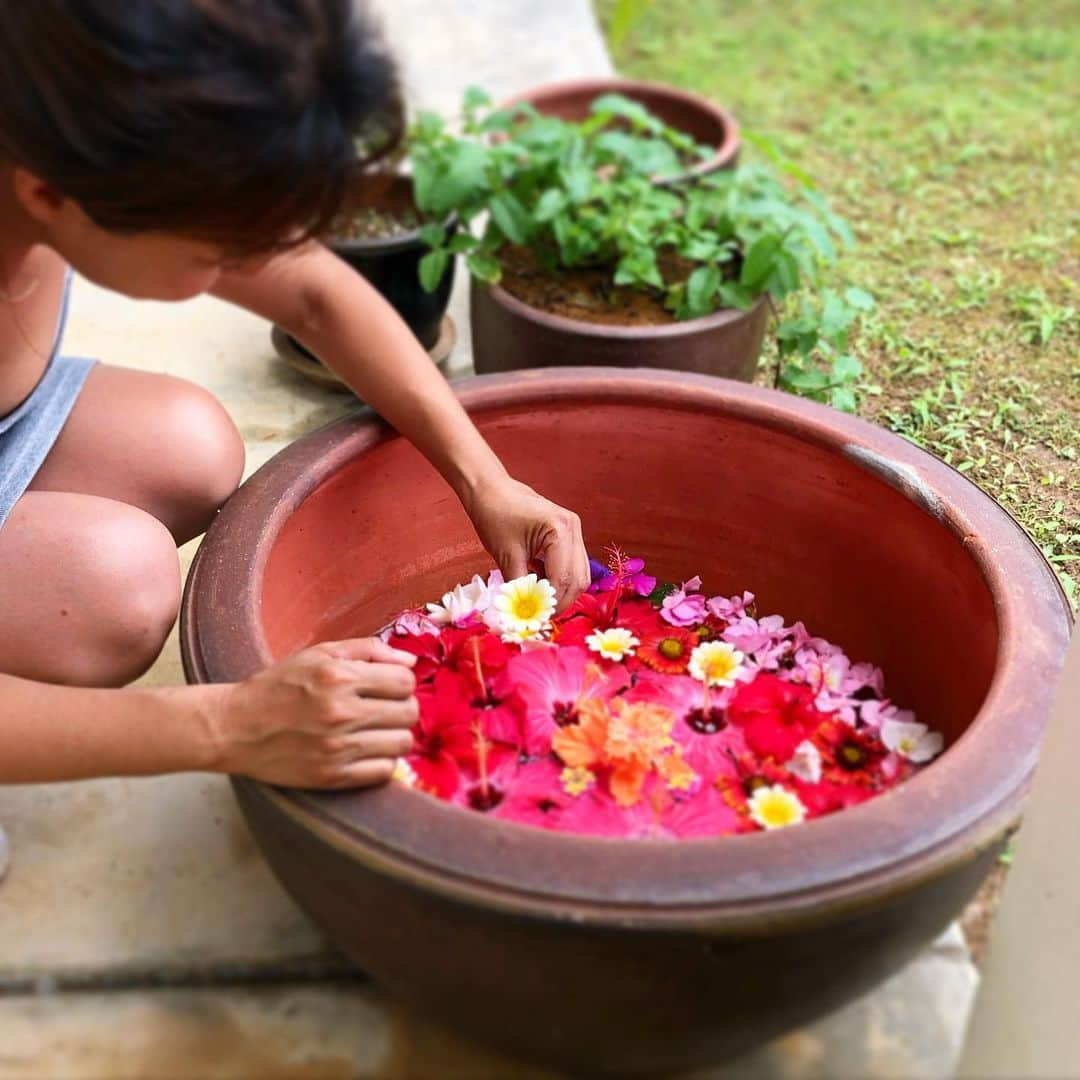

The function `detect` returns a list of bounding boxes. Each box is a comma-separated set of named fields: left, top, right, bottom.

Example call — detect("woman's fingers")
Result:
left=314, top=757, right=398, bottom=792
left=338, top=728, right=415, bottom=761
left=542, top=516, right=591, bottom=613
left=321, top=637, right=417, bottom=667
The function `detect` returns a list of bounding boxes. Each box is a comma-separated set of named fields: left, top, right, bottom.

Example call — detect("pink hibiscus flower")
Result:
left=494, top=645, right=629, bottom=756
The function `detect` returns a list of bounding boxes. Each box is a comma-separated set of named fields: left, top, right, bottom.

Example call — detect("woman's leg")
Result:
left=30, top=364, right=246, bottom=544
left=0, top=491, right=181, bottom=687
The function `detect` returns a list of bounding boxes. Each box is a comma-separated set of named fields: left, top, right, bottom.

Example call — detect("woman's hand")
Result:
left=212, top=638, right=418, bottom=790
left=462, top=474, right=591, bottom=613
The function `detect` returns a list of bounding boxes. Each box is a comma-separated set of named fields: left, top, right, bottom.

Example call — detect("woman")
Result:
left=0, top=0, right=589, bottom=876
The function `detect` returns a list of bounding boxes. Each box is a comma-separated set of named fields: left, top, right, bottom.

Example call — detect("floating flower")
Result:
left=747, top=785, right=807, bottom=830
left=814, top=718, right=888, bottom=786
left=881, top=718, right=944, bottom=763
left=384, top=608, right=443, bottom=639
left=689, top=641, right=746, bottom=687
left=707, top=591, right=756, bottom=624
left=637, top=627, right=698, bottom=675
left=390, top=550, right=924, bottom=840
left=560, top=765, right=596, bottom=796
left=586, top=627, right=639, bottom=662
left=494, top=573, right=558, bottom=635
left=391, top=758, right=417, bottom=786
left=501, top=624, right=553, bottom=646
left=660, top=576, right=708, bottom=627
left=410, top=669, right=479, bottom=798
left=785, top=739, right=823, bottom=784
left=426, top=571, right=502, bottom=629
left=589, top=555, right=657, bottom=597
left=727, top=674, right=821, bottom=761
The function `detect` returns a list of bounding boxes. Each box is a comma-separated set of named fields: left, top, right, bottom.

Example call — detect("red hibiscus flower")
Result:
left=411, top=668, right=479, bottom=798
left=727, top=675, right=823, bottom=762
left=440, top=625, right=512, bottom=700
left=387, top=632, right=442, bottom=686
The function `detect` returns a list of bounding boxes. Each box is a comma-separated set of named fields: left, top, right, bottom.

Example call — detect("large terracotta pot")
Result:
left=181, top=370, right=1070, bottom=1077
left=501, top=76, right=740, bottom=179
left=470, top=277, right=768, bottom=377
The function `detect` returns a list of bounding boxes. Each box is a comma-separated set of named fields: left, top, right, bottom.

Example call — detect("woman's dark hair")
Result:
left=0, top=0, right=402, bottom=253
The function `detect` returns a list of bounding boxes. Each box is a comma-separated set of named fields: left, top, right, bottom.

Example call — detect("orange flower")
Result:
left=552, top=698, right=689, bottom=808
left=551, top=698, right=609, bottom=770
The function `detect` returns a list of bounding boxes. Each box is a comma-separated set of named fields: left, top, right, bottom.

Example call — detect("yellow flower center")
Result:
left=561, top=766, right=595, bottom=796
left=659, top=637, right=685, bottom=660
left=512, top=593, right=541, bottom=620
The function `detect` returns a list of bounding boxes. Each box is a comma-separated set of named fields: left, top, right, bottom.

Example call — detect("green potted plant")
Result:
left=411, top=89, right=872, bottom=409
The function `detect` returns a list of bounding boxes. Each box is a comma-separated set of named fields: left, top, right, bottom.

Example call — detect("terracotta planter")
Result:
left=470, top=277, right=769, bottom=378
left=501, top=76, right=740, bottom=180
left=181, top=369, right=1070, bottom=1077
left=324, top=172, right=455, bottom=351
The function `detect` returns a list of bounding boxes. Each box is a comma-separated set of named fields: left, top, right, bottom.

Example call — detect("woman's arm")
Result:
left=211, top=243, right=590, bottom=606
left=0, top=638, right=417, bottom=787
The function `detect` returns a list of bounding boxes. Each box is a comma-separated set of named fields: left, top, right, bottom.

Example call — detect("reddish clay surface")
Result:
left=181, top=369, right=1070, bottom=1075
left=500, top=76, right=740, bottom=178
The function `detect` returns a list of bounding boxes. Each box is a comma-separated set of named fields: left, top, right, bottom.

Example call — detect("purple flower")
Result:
left=588, top=556, right=657, bottom=597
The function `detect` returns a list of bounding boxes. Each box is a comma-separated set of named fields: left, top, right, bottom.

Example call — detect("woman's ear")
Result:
left=11, top=167, right=67, bottom=227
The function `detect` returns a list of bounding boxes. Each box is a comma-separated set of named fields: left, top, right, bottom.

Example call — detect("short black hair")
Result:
left=0, top=0, right=401, bottom=253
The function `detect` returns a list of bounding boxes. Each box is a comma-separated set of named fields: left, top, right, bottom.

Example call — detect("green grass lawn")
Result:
left=597, top=0, right=1078, bottom=601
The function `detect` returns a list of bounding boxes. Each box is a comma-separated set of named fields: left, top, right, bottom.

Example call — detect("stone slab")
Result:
left=0, top=927, right=976, bottom=1080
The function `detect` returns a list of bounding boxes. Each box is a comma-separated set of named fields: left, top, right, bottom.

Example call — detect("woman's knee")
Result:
left=156, top=377, right=245, bottom=542
left=67, top=510, right=181, bottom=687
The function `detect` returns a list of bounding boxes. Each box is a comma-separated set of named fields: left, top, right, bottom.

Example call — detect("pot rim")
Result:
left=182, top=369, right=1071, bottom=918
left=328, top=173, right=453, bottom=258
left=474, top=277, right=768, bottom=340
left=497, top=75, right=741, bottom=179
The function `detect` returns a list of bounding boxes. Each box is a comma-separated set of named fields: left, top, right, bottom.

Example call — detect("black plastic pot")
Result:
left=329, top=173, right=454, bottom=349
left=291, top=173, right=454, bottom=358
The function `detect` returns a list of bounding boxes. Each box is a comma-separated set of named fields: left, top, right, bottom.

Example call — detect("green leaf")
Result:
left=614, top=249, right=663, bottom=289
left=534, top=188, right=568, bottom=222
left=463, top=86, right=492, bottom=112
left=447, top=233, right=479, bottom=255
left=717, top=281, right=755, bottom=310
left=418, top=223, right=446, bottom=249
left=489, top=191, right=531, bottom=244
left=683, top=266, right=721, bottom=319
left=740, top=234, right=781, bottom=291
left=418, top=249, right=450, bottom=292
left=647, top=581, right=678, bottom=607
left=466, top=251, right=501, bottom=283
left=425, top=142, right=489, bottom=216
left=831, top=354, right=863, bottom=381
left=820, top=290, right=855, bottom=342
left=845, top=286, right=875, bottom=311
left=831, top=385, right=857, bottom=413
